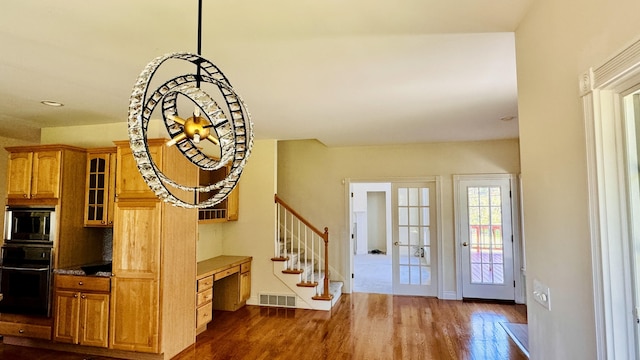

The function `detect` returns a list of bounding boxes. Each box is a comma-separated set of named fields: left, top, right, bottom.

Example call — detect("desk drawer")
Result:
left=197, top=275, right=214, bottom=292
left=0, top=321, right=52, bottom=340
left=214, top=266, right=239, bottom=281
left=197, top=288, right=213, bottom=307
left=196, top=303, right=213, bottom=329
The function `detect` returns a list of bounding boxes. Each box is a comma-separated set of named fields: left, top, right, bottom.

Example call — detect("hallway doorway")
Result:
left=351, top=183, right=392, bottom=294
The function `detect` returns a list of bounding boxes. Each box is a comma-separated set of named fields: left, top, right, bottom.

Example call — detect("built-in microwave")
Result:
left=4, top=207, right=56, bottom=245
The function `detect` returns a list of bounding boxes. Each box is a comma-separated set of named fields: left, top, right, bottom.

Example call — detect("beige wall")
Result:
left=515, top=0, right=640, bottom=358
left=277, top=138, right=521, bottom=294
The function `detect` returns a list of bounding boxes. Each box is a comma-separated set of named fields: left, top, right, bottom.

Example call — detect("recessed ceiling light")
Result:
left=40, top=100, right=64, bottom=107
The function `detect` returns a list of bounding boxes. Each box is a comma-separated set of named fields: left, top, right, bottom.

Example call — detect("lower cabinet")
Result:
left=240, top=262, right=251, bottom=304
left=195, top=275, right=214, bottom=335
left=0, top=321, right=52, bottom=340
left=53, top=274, right=110, bottom=348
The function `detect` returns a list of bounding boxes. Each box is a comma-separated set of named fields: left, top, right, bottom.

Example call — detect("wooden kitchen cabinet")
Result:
left=198, top=165, right=240, bottom=223
left=53, top=274, right=111, bottom=348
left=4, top=144, right=103, bottom=270
left=109, top=139, right=198, bottom=358
left=113, top=141, right=163, bottom=200
left=84, top=148, right=116, bottom=227
left=240, top=262, right=251, bottom=304
left=6, top=150, right=61, bottom=200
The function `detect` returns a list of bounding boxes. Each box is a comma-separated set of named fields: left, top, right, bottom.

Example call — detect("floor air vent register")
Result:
left=259, top=293, right=297, bottom=308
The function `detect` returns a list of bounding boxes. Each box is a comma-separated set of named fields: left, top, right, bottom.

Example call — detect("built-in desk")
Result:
left=195, top=255, right=252, bottom=334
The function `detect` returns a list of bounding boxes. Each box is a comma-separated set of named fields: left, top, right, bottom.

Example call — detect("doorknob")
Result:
left=462, top=242, right=468, bottom=246
left=394, top=242, right=399, bottom=246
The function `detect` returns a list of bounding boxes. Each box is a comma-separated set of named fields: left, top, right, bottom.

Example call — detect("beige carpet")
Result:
left=500, top=322, right=529, bottom=358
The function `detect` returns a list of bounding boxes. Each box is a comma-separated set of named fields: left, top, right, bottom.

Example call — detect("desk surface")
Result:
left=196, top=255, right=252, bottom=280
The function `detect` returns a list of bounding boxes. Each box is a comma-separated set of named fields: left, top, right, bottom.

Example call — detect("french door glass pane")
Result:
left=467, top=186, right=505, bottom=285
left=397, top=186, right=432, bottom=286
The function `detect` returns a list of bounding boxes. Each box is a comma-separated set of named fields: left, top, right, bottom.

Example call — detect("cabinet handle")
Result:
left=81, top=295, right=86, bottom=299
left=78, top=281, right=84, bottom=286
left=74, top=294, right=78, bottom=298
left=23, top=194, right=27, bottom=198
left=101, top=221, right=106, bottom=224
left=18, top=329, right=24, bottom=334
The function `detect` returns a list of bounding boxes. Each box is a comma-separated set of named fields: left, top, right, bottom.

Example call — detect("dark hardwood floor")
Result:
left=0, top=293, right=528, bottom=360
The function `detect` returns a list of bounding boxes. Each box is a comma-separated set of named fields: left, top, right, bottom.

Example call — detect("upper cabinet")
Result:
left=84, top=148, right=116, bottom=227
left=4, top=145, right=103, bottom=268
left=5, top=145, right=87, bottom=206
left=6, top=150, right=61, bottom=200
left=113, top=141, right=163, bottom=200
left=198, top=165, right=239, bottom=223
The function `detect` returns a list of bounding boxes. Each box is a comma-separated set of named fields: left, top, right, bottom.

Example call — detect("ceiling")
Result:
left=0, top=0, right=532, bottom=147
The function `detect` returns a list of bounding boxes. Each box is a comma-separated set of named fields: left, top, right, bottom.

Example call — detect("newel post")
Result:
left=313, top=227, right=333, bottom=300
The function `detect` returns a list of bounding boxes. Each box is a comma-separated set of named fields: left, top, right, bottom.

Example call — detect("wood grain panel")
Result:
left=109, top=277, right=159, bottom=353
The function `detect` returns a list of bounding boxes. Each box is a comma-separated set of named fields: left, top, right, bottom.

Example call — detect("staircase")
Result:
left=269, top=194, right=342, bottom=311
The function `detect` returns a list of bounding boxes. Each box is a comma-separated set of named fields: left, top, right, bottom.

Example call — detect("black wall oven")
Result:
left=0, top=244, right=53, bottom=317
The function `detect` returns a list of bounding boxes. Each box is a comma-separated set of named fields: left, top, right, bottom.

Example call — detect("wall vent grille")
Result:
left=259, top=293, right=296, bottom=308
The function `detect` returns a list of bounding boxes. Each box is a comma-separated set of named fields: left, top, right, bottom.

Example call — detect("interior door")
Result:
left=392, top=182, right=437, bottom=296
left=458, top=177, right=515, bottom=300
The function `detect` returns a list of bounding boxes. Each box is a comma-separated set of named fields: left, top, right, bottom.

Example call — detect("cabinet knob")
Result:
left=23, top=194, right=27, bottom=198
left=81, top=295, right=86, bottom=299
left=74, top=294, right=78, bottom=298
left=78, top=281, right=84, bottom=286
left=18, top=329, right=24, bottom=334
left=101, top=221, right=106, bottom=224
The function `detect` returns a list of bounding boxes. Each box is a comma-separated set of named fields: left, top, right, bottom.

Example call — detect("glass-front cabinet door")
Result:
left=84, top=149, right=116, bottom=227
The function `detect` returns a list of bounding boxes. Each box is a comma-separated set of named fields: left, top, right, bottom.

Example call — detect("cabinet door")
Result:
left=227, top=185, right=240, bottom=221
left=53, top=290, right=80, bottom=344
left=110, top=277, right=159, bottom=353
left=84, top=153, right=115, bottom=226
left=6, top=151, right=33, bottom=199
left=240, top=271, right=251, bottom=303
left=110, top=201, right=161, bottom=353
left=79, top=292, right=110, bottom=348
left=115, top=144, right=162, bottom=200
left=31, top=150, right=62, bottom=199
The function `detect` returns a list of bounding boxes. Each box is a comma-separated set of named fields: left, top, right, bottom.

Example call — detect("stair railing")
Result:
left=274, top=194, right=332, bottom=300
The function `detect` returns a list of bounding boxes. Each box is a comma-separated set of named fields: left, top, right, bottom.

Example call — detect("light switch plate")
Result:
left=533, top=279, right=551, bottom=310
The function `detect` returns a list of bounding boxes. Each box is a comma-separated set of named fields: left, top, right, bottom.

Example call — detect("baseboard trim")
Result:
left=441, top=291, right=457, bottom=300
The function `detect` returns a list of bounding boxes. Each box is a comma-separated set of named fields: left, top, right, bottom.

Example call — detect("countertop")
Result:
left=54, top=268, right=112, bottom=278
left=196, top=255, right=252, bottom=279
left=54, top=261, right=112, bottom=278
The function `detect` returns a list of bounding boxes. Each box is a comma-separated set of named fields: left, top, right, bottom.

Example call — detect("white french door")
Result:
left=391, top=182, right=438, bottom=296
left=456, top=176, right=515, bottom=300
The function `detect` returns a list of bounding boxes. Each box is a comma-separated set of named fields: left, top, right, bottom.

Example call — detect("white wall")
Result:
left=277, top=138, right=520, bottom=295
left=515, top=0, right=640, bottom=358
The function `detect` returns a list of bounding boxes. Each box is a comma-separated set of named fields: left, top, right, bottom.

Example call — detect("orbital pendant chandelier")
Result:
left=127, top=0, right=253, bottom=208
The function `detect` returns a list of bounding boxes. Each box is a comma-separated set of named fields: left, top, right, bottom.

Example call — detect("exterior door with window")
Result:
left=391, top=182, right=438, bottom=296
left=457, top=176, right=515, bottom=300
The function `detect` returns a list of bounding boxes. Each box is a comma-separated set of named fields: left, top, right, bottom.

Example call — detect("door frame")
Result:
left=345, top=177, right=443, bottom=298
left=579, top=37, right=640, bottom=359
left=453, top=174, right=525, bottom=303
